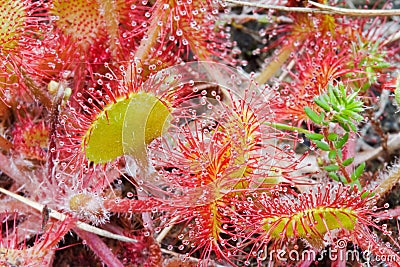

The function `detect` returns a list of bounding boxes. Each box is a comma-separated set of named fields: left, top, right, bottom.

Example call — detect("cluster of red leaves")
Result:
left=0, top=0, right=399, bottom=267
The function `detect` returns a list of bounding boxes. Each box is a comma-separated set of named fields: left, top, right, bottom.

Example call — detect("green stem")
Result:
left=265, top=122, right=312, bottom=135
left=322, top=128, right=352, bottom=184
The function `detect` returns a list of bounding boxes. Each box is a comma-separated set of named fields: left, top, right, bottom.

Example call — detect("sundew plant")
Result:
left=1, top=0, right=400, bottom=266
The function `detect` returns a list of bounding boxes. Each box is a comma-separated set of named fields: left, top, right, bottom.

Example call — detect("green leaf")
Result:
left=365, top=66, right=373, bottom=74
left=350, top=107, right=364, bottom=113
left=346, top=91, right=359, bottom=103
left=332, top=103, right=341, bottom=112
left=324, top=164, right=340, bottom=172
left=342, top=157, right=354, bottom=166
left=361, top=191, right=374, bottom=199
left=339, top=175, right=347, bottom=183
left=338, top=82, right=346, bottom=94
left=335, top=133, right=349, bottom=149
left=342, top=110, right=363, bottom=122
left=348, top=121, right=357, bottom=132
left=395, top=73, right=400, bottom=106
left=305, top=133, right=324, bottom=141
left=329, top=172, right=340, bottom=181
left=321, top=94, right=330, bottom=104
left=374, top=62, right=391, bottom=69
left=337, top=148, right=343, bottom=160
left=351, top=162, right=366, bottom=181
left=314, top=97, right=331, bottom=112
left=334, top=115, right=350, bottom=131
left=304, top=107, right=322, bottom=124
left=84, top=93, right=171, bottom=164
left=320, top=112, right=326, bottom=123
left=331, top=83, right=342, bottom=102
left=327, top=133, right=338, bottom=141
left=328, top=150, right=337, bottom=159
left=348, top=178, right=362, bottom=190
left=328, top=84, right=339, bottom=107
left=338, top=121, right=350, bottom=132
left=396, top=88, right=400, bottom=106
left=314, top=140, right=330, bottom=151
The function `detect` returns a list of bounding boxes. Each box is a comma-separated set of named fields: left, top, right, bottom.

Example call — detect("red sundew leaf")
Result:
left=50, top=0, right=105, bottom=51
left=0, top=0, right=53, bottom=103
left=237, top=183, right=400, bottom=265
left=133, top=0, right=237, bottom=76
left=12, top=117, right=50, bottom=161
left=0, top=213, right=76, bottom=267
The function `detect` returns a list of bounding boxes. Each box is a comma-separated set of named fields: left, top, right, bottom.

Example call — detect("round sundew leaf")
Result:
left=83, top=92, right=171, bottom=164
left=0, top=0, right=26, bottom=50
left=50, top=0, right=103, bottom=49
left=83, top=98, right=130, bottom=164
left=123, top=92, right=171, bottom=159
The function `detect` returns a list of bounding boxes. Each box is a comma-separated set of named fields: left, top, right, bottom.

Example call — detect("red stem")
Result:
left=104, top=198, right=173, bottom=213
left=74, top=227, right=124, bottom=267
